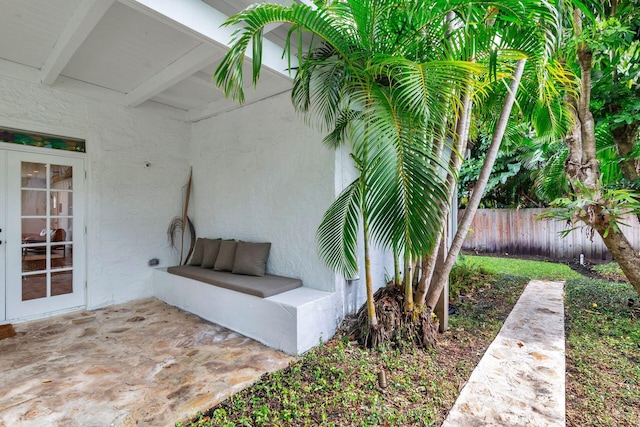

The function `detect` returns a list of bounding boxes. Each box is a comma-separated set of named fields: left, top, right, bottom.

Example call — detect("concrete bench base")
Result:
left=152, top=268, right=339, bottom=355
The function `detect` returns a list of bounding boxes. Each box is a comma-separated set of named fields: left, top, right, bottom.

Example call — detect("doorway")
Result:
left=1, top=146, right=86, bottom=321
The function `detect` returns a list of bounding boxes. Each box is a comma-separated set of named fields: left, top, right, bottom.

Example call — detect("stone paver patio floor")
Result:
left=0, top=298, right=293, bottom=427
left=443, top=280, right=566, bottom=426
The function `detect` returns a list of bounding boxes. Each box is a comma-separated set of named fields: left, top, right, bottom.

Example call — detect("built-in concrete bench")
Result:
left=152, top=268, right=338, bottom=355
left=166, top=265, right=302, bottom=298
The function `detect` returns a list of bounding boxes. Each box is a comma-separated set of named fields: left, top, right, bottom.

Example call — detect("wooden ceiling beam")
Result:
left=40, top=0, right=116, bottom=85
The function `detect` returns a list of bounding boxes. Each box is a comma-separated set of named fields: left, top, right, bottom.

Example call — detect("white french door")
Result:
left=1, top=148, right=86, bottom=321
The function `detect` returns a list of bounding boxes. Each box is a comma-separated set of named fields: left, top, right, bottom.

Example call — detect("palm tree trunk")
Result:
left=362, top=94, right=378, bottom=328
left=415, top=90, right=472, bottom=307
left=393, top=242, right=401, bottom=286
left=415, top=232, right=443, bottom=305
left=404, top=253, right=414, bottom=312
left=363, top=211, right=378, bottom=328
left=425, top=59, right=527, bottom=310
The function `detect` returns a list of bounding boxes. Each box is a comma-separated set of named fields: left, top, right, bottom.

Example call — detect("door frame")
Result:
left=0, top=141, right=87, bottom=322
left=0, top=150, right=5, bottom=322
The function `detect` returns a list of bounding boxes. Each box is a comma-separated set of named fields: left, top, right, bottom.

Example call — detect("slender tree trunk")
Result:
left=404, top=253, right=414, bottom=312
left=415, top=233, right=443, bottom=305
left=393, top=242, right=401, bottom=286
left=363, top=211, right=378, bottom=328
left=426, top=59, right=527, bottom=311
left=361, top=94, right=379, bottom=328
left=415, top=91, right=473, bottom=306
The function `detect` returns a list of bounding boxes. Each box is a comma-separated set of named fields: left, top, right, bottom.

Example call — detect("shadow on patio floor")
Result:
left=0, top=298, right=293, bottom=426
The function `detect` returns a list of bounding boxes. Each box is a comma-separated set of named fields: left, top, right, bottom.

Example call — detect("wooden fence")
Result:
left=459, top=208, right=640, bottom=261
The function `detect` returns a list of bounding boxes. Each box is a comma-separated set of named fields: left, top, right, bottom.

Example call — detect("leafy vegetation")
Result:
left=592, top=262, right=626, bottom=281
left=174, top=256, right=639, bottom=426
left=551, top=0, right=640, bottom=295
left=449, top=258, right=494, bottom=299
left=565, top=278, right=640, bottom=426
left=458, top=133, right=543, bottom=209
left=176, top=272, right=527, bottom=427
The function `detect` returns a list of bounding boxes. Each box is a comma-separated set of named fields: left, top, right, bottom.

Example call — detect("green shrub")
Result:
left=449, top=257, right=495, bottom=299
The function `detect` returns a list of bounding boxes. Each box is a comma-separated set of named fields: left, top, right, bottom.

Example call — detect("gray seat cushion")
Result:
left=167, top=265, right=302, bottom=298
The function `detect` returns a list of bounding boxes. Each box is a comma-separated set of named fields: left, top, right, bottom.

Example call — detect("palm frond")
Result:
left=316, top=179, right=362, bottom=278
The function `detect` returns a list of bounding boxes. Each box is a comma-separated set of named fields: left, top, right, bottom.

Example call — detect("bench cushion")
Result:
left=166, top=265, right=302, bottom=298
left=232, top=241, right=271, bottom=276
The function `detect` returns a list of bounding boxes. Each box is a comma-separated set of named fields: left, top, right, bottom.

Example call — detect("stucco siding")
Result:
left=0, top=75, right=190, bottom=309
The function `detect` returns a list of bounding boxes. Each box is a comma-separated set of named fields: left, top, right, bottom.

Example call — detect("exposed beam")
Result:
left=121, top=0, right=296, bottom=79
left=125, top=43, right=224, bottom=107
left=187, top=87, right=291, bottom=122
left=40, top=0, right=116, bottom=85
left=189, top=71, right=218, bottom=89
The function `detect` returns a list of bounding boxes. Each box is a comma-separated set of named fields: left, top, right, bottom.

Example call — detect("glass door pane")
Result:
left=50, top=163, right=73, bottom=297
left=21, top=162, right=49, bottom=299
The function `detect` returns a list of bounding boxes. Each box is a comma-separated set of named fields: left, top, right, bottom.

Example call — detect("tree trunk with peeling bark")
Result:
left=563, top=8, right=640, bottom=296
left=598, top=222, right=640, bottom=296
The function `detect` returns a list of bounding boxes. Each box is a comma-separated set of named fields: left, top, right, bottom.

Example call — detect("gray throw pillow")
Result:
left=200, top=238, right=222, bottom=268
left=189, top=238, right=206, bottom=266
left=232, top=241, right=271, bottom=277
left=214, top=240, right=237, bottom=271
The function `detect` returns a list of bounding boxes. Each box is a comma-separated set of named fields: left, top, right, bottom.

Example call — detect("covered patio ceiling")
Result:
left=0, top=0, right=313, bottom=122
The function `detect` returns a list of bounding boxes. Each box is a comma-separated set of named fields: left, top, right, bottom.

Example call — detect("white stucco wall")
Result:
left=191, top=92, right=338, bottom=293
left=0, top=74, right=394, bottom=341
left=0, top=75, right=190, bottom=309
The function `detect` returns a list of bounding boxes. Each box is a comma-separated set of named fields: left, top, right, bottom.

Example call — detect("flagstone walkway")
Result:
left=0, top=298, right=293, bottom=427
left=443, top=280, right=566, bottom=427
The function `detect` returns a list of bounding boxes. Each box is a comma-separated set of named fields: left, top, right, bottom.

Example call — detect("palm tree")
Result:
left=412, top=10, right=568, bottom=312
left=215, top=0, right=562, bottom=345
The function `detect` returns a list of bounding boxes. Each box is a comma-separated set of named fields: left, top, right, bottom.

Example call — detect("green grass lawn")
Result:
left=564, top=278, right=640, bottom=426
left=462, top=255, right=581, bottom=281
